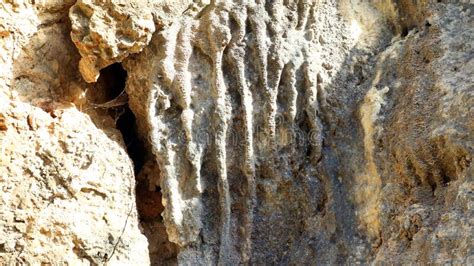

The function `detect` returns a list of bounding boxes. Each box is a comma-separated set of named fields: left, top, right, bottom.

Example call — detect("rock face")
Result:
left=1, top=0, right=473, bottom=265
left=0, top=1, right=148, bottom=264
left=69, top=0, right=156, bottom=83
left=0, top=103, right=149, bottom=264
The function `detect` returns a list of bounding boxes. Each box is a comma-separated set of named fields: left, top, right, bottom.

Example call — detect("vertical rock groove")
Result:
left=123, top=1, right=331, bottom=263
left=226, top=8, right=256, bottom=262
left=206, top=10, right=233, bottom=262
left=65, top=0, right=473, bottom=264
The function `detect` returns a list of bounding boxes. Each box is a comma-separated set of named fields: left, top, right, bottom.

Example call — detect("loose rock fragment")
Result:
left=69, top=0, right=156, bottom=82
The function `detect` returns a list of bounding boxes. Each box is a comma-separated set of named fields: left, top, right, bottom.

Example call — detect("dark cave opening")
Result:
left=400, top=27, right=409, bottom=38
left=92, top=62, right=128, bottom=103
left=96, top=63, right=145, bottom=174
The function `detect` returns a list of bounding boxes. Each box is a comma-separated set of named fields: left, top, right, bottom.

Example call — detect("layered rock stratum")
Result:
left=0, top=0, right=472, bottom=265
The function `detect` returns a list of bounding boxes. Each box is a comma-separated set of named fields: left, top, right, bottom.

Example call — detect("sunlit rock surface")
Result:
left=0, top=1, right=148, bottom=264
left=1, top=0, right=472, bottom=264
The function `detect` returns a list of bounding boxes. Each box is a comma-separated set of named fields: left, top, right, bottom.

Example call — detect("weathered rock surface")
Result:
left=0, top=103, right=149, bottom=264
left=123, top=0, right=473, bottom=264
left=69, top=0, right=155, bottom=83
left=0, top=1, right=148, bottom=264
left=1, top=0, right=473, bottom=265
left=370, top=4, right=473, bottom=263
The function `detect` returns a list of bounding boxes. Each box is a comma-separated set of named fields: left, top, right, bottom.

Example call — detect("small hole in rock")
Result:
left=95, top=63, right=128, bottom=102
left=401, top=27, right=409, bottom=38
left=94, top=63, right=145, bottom=174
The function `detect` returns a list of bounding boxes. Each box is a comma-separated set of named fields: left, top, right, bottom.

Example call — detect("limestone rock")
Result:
left=122, top=0, right=473, bottom=264
left=1, top=0, right=473, bottom=265
left=69, top=0, right=156, bottom=82
left=369, top=3, right=474, bottom=263
left=0, top=1, right=149, bottom=264
left=0, top=102, right=149, bottom=265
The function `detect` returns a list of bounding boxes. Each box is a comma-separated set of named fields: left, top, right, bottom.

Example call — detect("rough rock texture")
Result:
left=69, top=0, right=156, bottom=83
left=0, top=1, right=148, bottom=264
left=1, top=0, right=473, bottom=265
left=122, top=0, right=472, bottom=264
left=69, top=0, right=196, bottom=83
left=0, top=103, right=148, bottom=264
left=370, top=4, right=473, bottom=263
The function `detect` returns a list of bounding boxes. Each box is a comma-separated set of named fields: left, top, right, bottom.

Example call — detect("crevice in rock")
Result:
left=117, top=107, right=146, bottom=174
left=95, top=63, right=180, bottom=264
left=91, top=63, right=146, bottom=174
left=92, top=62, right=178, bottom=264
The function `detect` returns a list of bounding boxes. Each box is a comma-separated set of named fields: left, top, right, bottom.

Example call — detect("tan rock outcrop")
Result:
left=0, top=103, right=149, bottom=264
left=0, top=1, right=149, bottom=264
left=1, top=0, right=472, bottom=264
